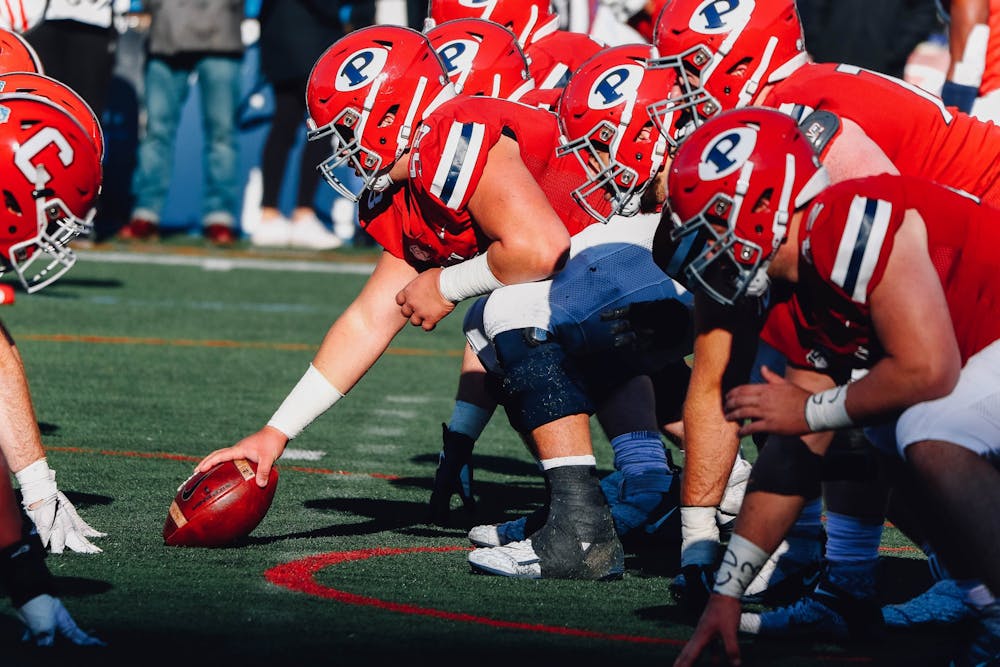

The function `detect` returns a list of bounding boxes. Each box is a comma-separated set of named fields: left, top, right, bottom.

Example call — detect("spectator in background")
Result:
left=119, top=0, right=244, bottom=245
left=797, top=0, right=939, bottom=79
left=24, top=0, right=128, bottom=119
left=250, top=0, right=345, bottom=250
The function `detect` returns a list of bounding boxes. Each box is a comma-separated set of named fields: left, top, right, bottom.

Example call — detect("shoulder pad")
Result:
left=798, top=110, right=841, bottom=156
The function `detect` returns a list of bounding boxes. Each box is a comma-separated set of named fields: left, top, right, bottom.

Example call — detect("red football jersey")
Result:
left=763, top=174, right=1000, bottom=375
left=525, top=30, right=604, bottom=91
left=361, top=95, right=602, bottom=270
left=763, top=62, right=1000, bottom=208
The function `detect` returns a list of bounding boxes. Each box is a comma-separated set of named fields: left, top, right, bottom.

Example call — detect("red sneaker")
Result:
left=204, top=223, right=237, bottom=245
left=117, top=218, right=159, bottom=241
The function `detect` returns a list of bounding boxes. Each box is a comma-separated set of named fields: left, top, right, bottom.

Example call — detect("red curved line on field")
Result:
left=265, top=548, right=872, bottom=663
left=44, top=446, right=399, bottom=480
left=265, top=546, right=683, bottom=646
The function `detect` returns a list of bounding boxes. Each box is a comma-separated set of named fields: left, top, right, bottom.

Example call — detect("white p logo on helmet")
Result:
left=690, top=0, right=755, bottom=34
left=588, top=65, right=643, bottom=110
left=336, top=48, right=389, bottom=91
left=698, top=126, right=756, bottom=180
left=436, top=40, right=479, bottom=76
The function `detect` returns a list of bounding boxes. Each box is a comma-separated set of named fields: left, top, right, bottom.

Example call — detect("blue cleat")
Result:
left=883, top=579, right=976, bottom=628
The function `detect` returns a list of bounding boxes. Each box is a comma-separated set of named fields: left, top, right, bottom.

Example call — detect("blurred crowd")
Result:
left=0, top=0, right=952, bottom=251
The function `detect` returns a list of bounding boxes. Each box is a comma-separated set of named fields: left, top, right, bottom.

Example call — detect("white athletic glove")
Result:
left=17, top=594, right=106, bottom=647
left=15, top=459, right=106, bottom=554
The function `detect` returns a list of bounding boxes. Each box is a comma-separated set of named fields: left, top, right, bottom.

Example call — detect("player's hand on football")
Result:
left=196, top=426, right=286, bottom=487
left=17, top=594, right=106, bottom=647
left=674, top=593, right=742, bottom=667
left=723, top=365, right=811, bottom=437
left=16, top=460, right=106, bottom=554
left=395, top=268, right=455, bottom=331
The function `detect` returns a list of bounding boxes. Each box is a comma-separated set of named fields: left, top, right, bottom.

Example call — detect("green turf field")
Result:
left=0, top=241, right=961, bottom=666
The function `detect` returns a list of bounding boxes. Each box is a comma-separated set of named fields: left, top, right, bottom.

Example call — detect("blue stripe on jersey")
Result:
left=438, top=123, right=474, bottom=205
left=842, top=198, right=878, bottom=297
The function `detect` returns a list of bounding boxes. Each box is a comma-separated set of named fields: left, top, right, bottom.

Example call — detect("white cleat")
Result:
left=468, top=539, right=543, bottom=579
left=468, top=516, right=529, bottom=548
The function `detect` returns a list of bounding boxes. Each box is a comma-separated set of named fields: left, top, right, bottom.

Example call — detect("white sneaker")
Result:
left=468, top=539, right=542, bottom=579
left=251, top=217, right=291, bottom=248
left=290, top=214, right=343, bottom=250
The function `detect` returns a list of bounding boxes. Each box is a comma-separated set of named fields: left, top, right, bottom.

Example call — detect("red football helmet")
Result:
left=556, top=44, right=675, bottom=223
left=0, top=73, right=104, bottom=159
left=665, top=107, right=828, bottom=305
left=0, top=26, right=41, bottom=73
left=650, top=0, right=807, bottom=115
left=306, top=26, right=456, bottom=201
left=427, top=18, right=534, bottom=100
left=426, top=0, right=559, bottom=47
left=0, top=94, right=102, bottom=293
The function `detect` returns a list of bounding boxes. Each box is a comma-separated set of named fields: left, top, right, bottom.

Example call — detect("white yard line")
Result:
left=75, top=250, right=376, bottom=275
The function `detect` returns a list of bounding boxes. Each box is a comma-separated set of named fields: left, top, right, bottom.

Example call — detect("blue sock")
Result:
left=825, top=511, right=882, bottom=563
left=448, top=400, right=494, bottom=440
left=610, top=431, right=668, bottom=477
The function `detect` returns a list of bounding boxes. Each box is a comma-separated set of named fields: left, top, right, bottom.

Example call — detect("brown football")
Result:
left=163, top=459, right=278, bottom=547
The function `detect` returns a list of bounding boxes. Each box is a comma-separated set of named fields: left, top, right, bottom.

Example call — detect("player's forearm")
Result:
left=0, top=336, right=44, bottom=472
left=681, top=382, right=741, bottom=506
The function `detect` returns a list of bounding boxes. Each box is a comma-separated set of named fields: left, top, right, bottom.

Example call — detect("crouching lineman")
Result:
left=0, top=93, right=105, bottom=644
left=460, top=45, right=697, bottom=573
left=667, top=108, right=1000, bottom=667
left=196, top=26, right=629, bottom=580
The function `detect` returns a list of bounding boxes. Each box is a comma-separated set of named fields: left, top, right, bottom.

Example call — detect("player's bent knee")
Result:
left=493, top=329, right=594, bottom=432
left=747, top=435, right=823, bottom=498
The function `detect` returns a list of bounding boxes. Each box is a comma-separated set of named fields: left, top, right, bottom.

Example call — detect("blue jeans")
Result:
left=132, top=55, right=241, bottom=225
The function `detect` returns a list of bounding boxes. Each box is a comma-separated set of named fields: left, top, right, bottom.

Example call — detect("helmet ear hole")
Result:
left=3, top=190, right=21, bottom=216
left=752, top=189, right=773, bottom=215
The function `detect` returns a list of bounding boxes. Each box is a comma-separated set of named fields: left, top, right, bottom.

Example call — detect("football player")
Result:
left=669, top=106, right=1000, bottom=667
left=0, top=94, right=105, bottom=643
left=196, top=26, right=631, bottom=580
left=650, top=0, right=1000, bottom=629
left=435, top=45, right=695, bottom=575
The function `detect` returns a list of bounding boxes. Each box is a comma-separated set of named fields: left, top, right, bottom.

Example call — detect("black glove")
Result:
left=428, top=424, right=477, bottom=526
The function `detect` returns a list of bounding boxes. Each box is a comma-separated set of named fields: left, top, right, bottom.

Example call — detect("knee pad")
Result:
left=493, top=329, right=594, bottom=433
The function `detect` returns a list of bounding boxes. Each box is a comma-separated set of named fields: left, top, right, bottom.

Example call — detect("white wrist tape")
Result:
left=713, top=534, right=770, bottom=598
left=438, top=253, right=505, bottom=303
left=14, top=458, right=57, bottom=507
left=804, top=385, right=853, bottom=432
left=680, top=506, right=721, bottom=567
left=267, top=364, right=344, bottom=440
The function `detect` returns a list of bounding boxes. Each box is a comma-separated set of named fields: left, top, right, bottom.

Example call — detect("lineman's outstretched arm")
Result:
left=198, top=251, right=417, bottom=485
